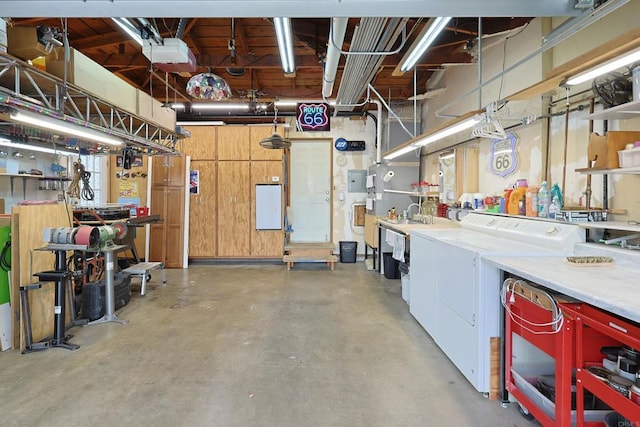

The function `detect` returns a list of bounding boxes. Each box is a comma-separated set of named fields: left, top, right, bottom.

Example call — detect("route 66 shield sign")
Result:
left=490, top=132, right=518, bottom=177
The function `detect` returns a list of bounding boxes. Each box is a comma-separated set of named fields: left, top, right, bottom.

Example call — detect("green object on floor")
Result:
left=0, top=225, right=10, bottom=305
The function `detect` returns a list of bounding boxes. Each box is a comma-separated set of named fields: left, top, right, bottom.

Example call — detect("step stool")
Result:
left=283, top=242, right=337, bottom=271
left=121, top=262, right=166, bottom=296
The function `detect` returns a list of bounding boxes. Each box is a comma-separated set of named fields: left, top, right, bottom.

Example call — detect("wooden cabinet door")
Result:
left=250, top=161, right=284, bottom=257
left=217, top=161, right=250, bottom=256
left=152, top=156, right=186, bottom=187
left=189, top=161, right=217, bottom=257
left=217, top=126, right=250, bottom=160
left=149, top=186, right=167, bottom=263
left=250, top=126, right=284, bottom=161
left=164, top=186, right=185, bottom=268
left=182, top=126, right=216, bottom=160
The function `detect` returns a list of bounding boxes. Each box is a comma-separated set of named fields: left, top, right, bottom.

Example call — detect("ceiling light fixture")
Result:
left=112, top=18, right=143, bottom=46
left=383, top=115, right=481, bottom=160
left=10, top=109, right=124, bottom=147
left=274, top=99, right=337, bottom=107
left=399, top=17, right=452, bottom=73
left=191, top=103, right=251, bottom=111
left=0, top=138, right=76, bottom=156
left=564, top=46, right=640, bottom=86
left=186, top=72, right=232, bottom=101
left=274, top=17, right=295, bottom=75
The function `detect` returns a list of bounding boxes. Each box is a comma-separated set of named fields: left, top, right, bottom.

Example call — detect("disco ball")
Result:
left=186, top=72, right=232, bottom=100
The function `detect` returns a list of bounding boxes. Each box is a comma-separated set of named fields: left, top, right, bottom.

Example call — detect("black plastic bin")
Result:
left=339, top=241, right=357, bottom=263
left=383, top=252, right=401, bottom=279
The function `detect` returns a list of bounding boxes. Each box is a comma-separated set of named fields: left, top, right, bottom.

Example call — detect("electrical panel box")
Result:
left=348, top=169, right=367, bottom=193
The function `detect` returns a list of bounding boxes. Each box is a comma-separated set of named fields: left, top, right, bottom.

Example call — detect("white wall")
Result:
left=418, top=3, right=640, bottom=221
left=286, top=115, right=377, bottom=255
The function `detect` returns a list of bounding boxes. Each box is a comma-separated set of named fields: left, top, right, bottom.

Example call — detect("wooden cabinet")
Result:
left=149, top=156, right=186, bottom=268
left=217, top=161, right=251, bottom=257
left=218, top=126, right=250, bottom=160
left=250, top=161, right=284, bottom=257
left=182, top=126, right=216, bottom=160
left=188, top=161, right=217, bottom=257
left=250, top=126, right=284, bottom=161
left=152, top=155, right=186, bottom=186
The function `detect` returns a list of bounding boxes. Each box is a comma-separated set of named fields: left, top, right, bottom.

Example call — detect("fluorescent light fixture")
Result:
left=414, top=116, right=480, bottom=147
left=191, top=103, right=250, bottom=111
left=383, top=145, right=419, bottom=160
left=176, top=121, right=226, bottom=126
left=383, top=116, right=481, bottom=160
left=112, top=18, right=143, bottom=46
left=170, top=103, right=186, bottom=110
left=400, top=17, right=452, bottom=72
left=10, top=110, right=124, bottom=147
left=565, top=46, right=640, bottom=85
left=275, top=99, right=337, bottom=107
left=0, top=138, right=76, bottom=156
left=274, top=17, right=295, bottom=74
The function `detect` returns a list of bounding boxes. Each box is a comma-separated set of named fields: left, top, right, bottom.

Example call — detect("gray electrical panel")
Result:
left=348, top=169, right=367, bottom=193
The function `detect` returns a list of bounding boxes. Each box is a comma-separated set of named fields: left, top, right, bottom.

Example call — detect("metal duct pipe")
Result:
left=335, top=17, right=407, bottom=112
left=323, top=17, right=348, bottom=99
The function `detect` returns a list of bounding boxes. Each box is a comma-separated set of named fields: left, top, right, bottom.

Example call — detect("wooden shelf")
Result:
left=575, top=166, right=640, bottom=175
left=584, top=100, right=640, bottom=120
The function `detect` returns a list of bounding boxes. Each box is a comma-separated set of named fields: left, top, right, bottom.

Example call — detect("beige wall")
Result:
left=419, top=2, right=640, bottom=221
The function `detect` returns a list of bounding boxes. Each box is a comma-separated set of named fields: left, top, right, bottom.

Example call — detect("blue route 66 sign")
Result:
left=490, top=132, right=518, bottom=177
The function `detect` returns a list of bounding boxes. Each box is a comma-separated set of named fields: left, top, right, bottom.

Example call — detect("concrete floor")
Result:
left=0, top=262, right=532, bottom=427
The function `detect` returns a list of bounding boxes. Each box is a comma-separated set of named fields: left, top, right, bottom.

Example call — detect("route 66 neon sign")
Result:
left=490, top=132, right=518, bottom=177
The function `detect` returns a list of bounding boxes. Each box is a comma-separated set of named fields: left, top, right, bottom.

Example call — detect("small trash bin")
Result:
left=339, top=241, right=357, bottom=263
left=383, top=253, right=400, bottom=279
left=399, top=262, right=410, bottom=303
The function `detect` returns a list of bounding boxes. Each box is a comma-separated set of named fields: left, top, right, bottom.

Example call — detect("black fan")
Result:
left=259, top=132, right=291, bottom=149
left=592, top=72, right=632, bottom=108
left=259, top=105, right=291, bottom=149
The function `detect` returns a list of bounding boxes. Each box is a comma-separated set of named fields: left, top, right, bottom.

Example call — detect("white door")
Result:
left=289, top=140, right=331, bottom=242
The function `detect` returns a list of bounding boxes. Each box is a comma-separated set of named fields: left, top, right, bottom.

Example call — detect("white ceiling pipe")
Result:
left=322, top=17, right=349, bottom=99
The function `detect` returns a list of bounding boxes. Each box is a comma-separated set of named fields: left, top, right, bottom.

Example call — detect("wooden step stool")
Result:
left=283, top=242, right=337, bottom=271
left=121, top=262, right=166, bottom=296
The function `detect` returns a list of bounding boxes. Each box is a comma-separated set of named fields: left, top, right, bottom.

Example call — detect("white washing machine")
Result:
left=409, top=212, right=584, bottom=393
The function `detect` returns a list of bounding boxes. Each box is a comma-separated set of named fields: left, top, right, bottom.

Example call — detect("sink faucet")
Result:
left=406, top=203, right=422, bottom=219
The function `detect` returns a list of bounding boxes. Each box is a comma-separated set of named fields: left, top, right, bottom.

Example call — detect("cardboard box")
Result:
left=588, top=131, right=640, bottom=169
left=136, top=89, right=176, bottom=131
left=7, top=26, right=48, bottom=60
left=46, top=47, right=137, bottom=114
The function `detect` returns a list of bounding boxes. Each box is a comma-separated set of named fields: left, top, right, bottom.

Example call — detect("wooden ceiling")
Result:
left=9, top=17, right=533, bottom=113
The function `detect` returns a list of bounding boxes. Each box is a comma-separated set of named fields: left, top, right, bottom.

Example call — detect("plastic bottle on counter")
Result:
left=538, top=181, right=550, bottom=218
left=550, top=183, right=563, bottom=209
left=549, top=195, right=561, bottom=220
left=525, top=187, right=538, bottom=217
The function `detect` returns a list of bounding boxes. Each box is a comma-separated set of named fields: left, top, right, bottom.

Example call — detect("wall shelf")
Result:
left=584, top=100, right=640, bottom=121
left=575, top=166, right=640, bottom=175
left=576, top=220, right=640, bottom=233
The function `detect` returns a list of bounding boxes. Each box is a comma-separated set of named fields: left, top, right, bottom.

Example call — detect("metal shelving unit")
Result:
left=0, top=52, right=179, bottom=156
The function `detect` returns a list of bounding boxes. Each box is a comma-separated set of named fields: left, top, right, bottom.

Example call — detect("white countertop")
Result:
left=484, top=253, right=640, bottom=323
left=376, top=217, right=460, bottom=236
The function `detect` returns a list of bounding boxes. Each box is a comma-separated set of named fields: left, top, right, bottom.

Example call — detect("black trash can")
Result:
left=383, top=252, right=400, bottom=279
left=339, top=241, right=357, bottom=263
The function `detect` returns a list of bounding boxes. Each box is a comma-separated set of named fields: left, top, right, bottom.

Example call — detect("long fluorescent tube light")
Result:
left=274, top=99, right=337, bottom=107
left=112, top=18, right=143, bottom=46
left=176, top=121, right=226, bottom=126
left=414, top=116, right=480, bottom=147
left=10, top=110, right=124, bottom=147
left=400, top=17, right=452, bottom=72
left=191, top=103, right=251, bottom=111
left=0, top=138, right=76, bottom=156
left=565, top=46, right=640, bottom=85
left=274, top=17, right=295, bottom=74
left=383, top=116, right=481, bottom=160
